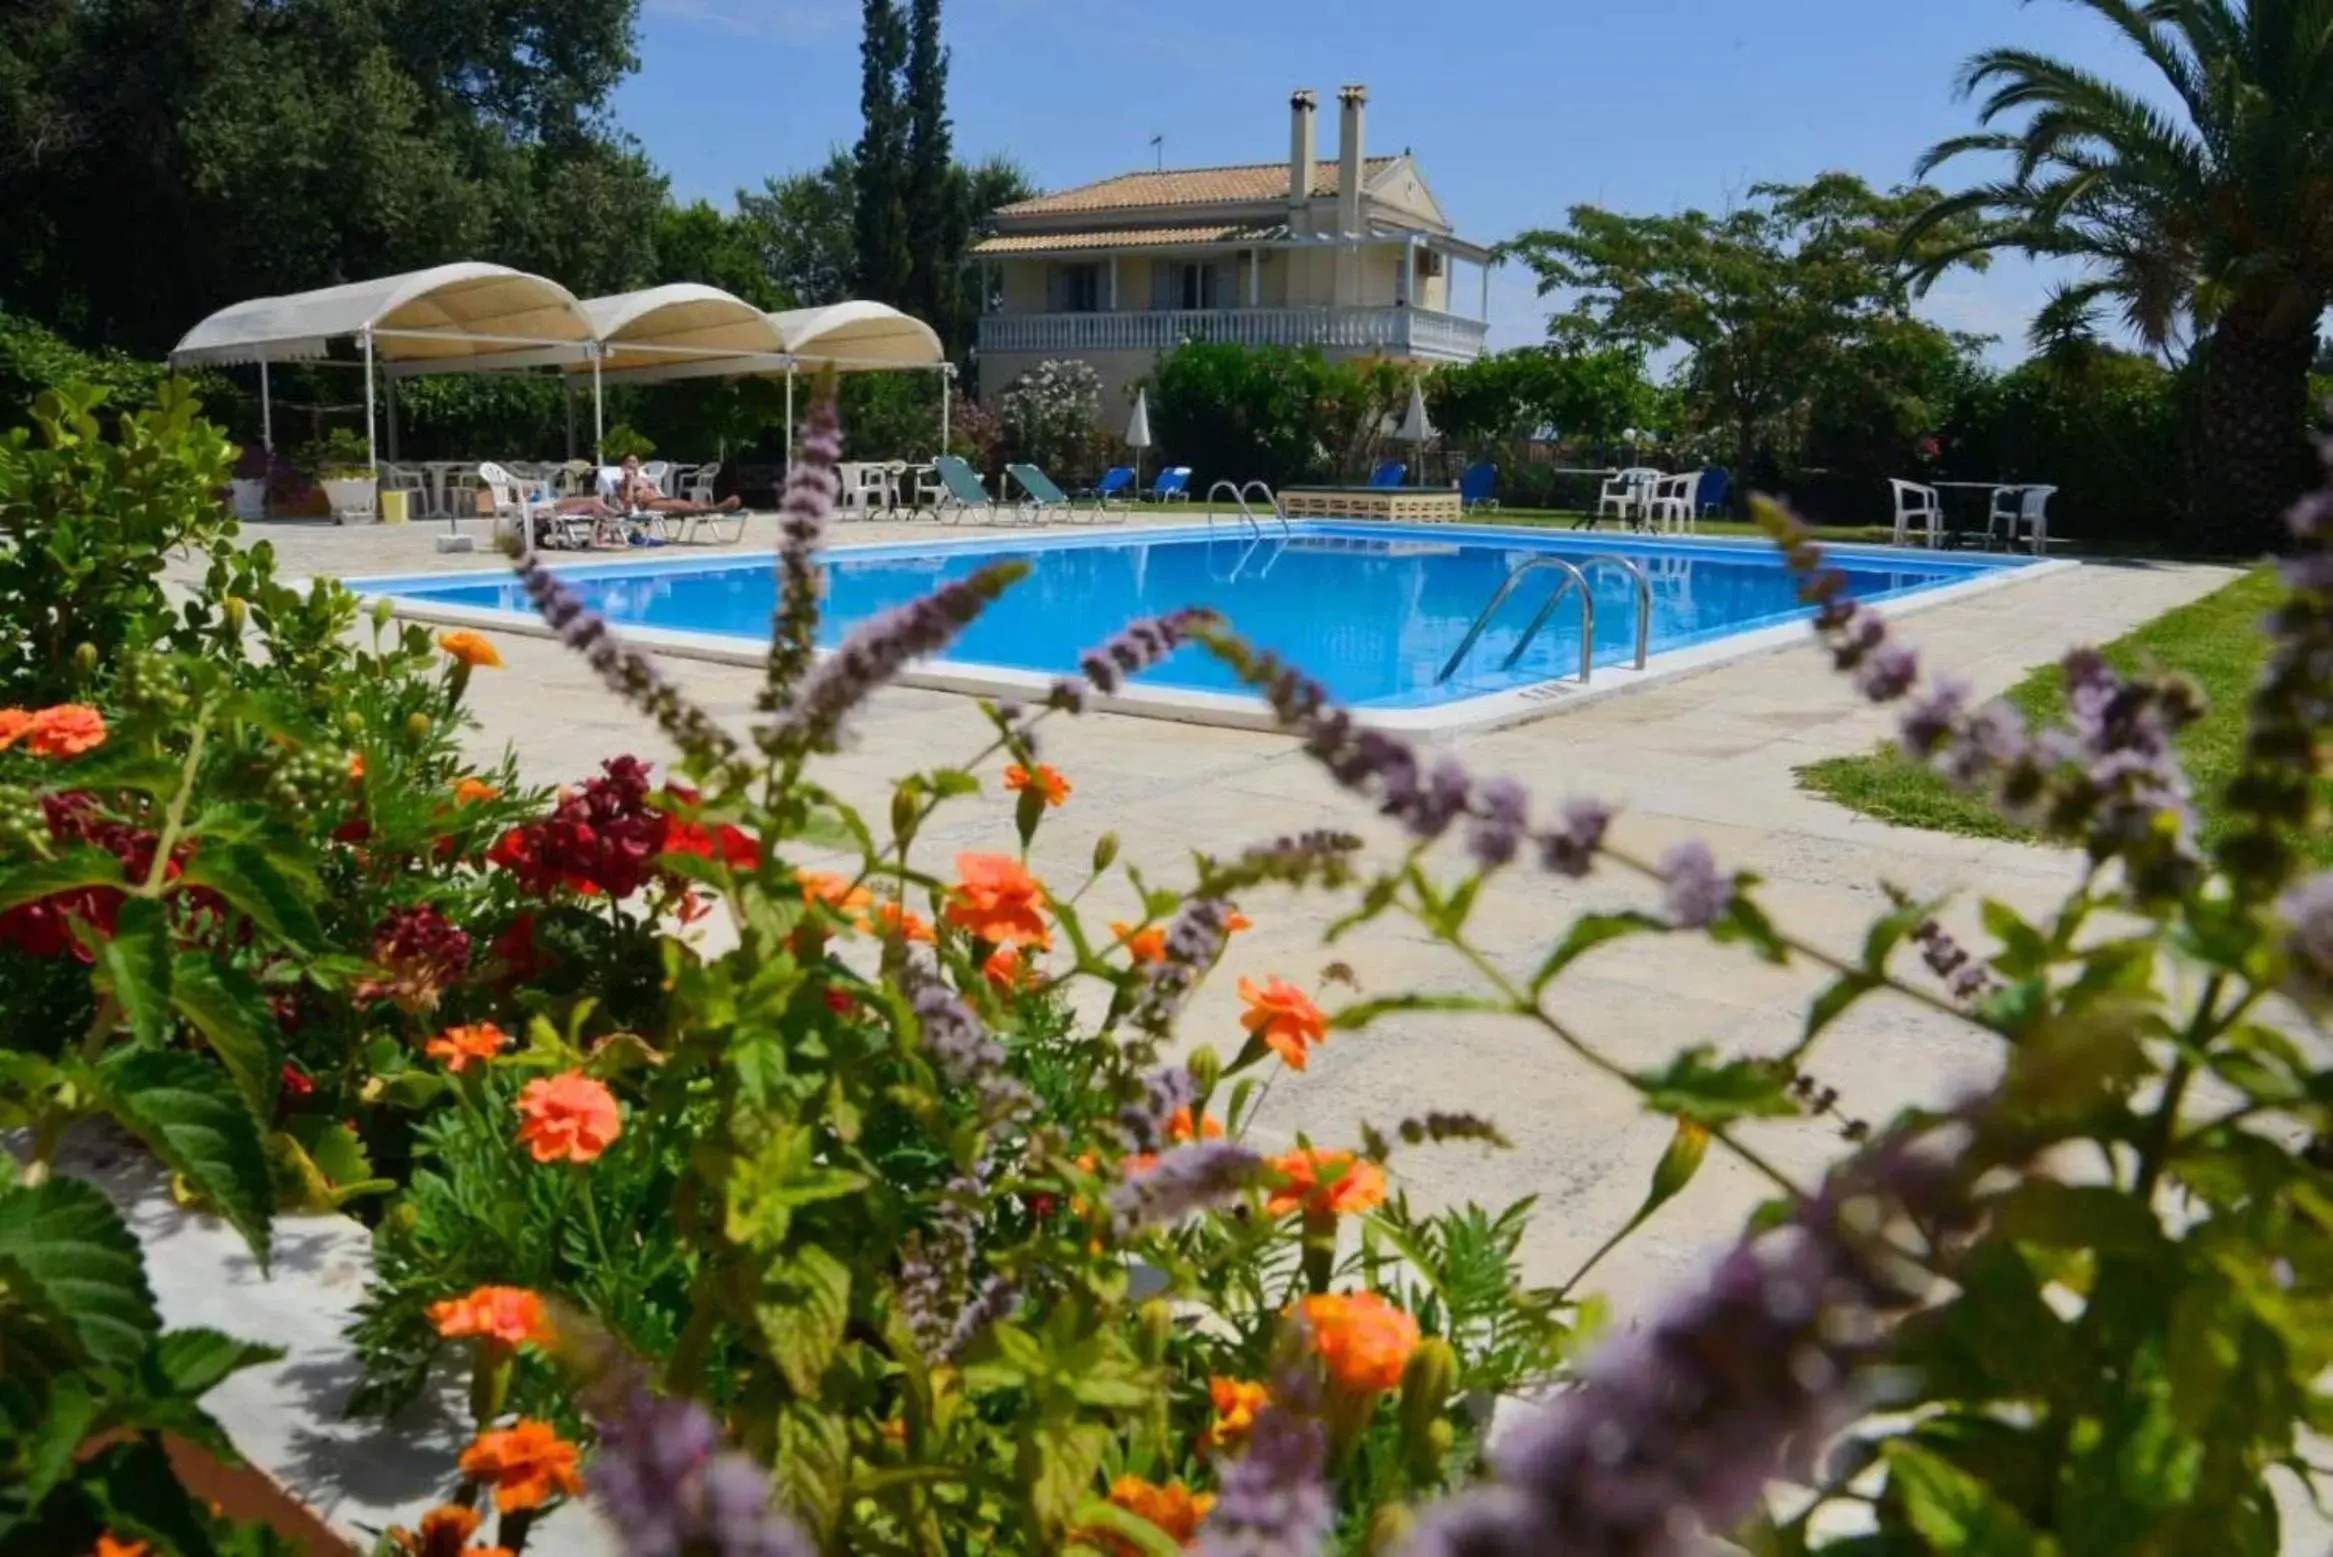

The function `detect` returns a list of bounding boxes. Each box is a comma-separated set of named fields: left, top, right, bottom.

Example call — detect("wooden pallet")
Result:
left=1278, top=486, right=1463, bottom=523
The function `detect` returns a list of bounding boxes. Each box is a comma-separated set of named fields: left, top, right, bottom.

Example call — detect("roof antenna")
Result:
left=1150, top=133, right=1165, bottom=171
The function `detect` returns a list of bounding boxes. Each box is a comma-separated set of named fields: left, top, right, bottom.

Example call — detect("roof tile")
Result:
left=971, top=224, right=1274, bottom=256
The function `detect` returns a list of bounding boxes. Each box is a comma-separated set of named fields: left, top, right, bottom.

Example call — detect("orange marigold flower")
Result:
left=1111, top=920, right=1167, bottom=964
left=946, top=852, right=1051, bottom=949
left=1, top=704, right=107, bottom=757
left=94, top=1536, right=149, bottom=1557
left=425, top=1021, right=509, bottom=1073
left=1101, top=1476, right=1213, bottom=1551
left=983, top=946, right=1036, bottom=991
left=798, top=870, right=874, bottom=927
left=1238, top=976, right=1328, bottom=1070
left=458, top=1419, right=582, bottom=1513
left=1296, top=1292, right=1420, bottom=1395
left=1167, top=1105, right=1223, bottom=1143
left=1201, top=1376, right=1272, bottom=1454
left=437, top=630, right=505, bottom=670
left=428, top=1284, right=549, bottom=1346
left=874, top=899, right=935, bottom=943
left=348, top=751, right=367, bottom=781
left=514, top=1072, right=621, bottom=1164
left=1266, top=1148, right=1387, bottom=1219
left=453, top=777, right=501, bottom=805
left=1003, top=762, right=1071, bottom=807
left=1224, top=908, right=1255, bottom=934
left=389, top=1503, right=513, bottom=1557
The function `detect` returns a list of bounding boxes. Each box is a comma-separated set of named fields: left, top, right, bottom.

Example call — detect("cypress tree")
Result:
left=854, top=0, right=911, bottom=304
left=902, top=0, right=958, bottom=339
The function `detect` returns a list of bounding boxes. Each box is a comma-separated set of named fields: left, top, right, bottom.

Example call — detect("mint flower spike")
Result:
left=760, top=387, right=843, bottom=722
left=500, top=534, right=741, bottom=773
left=1045, top=607, right=1219, bottom=710
left=1404, top=1110, right=1997, bottom=1557
left=770, top=561, right=1027, bottom=754
left=1109, top=1140, right=1263, bottom=1231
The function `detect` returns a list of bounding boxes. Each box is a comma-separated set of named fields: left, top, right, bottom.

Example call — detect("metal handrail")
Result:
left=1238, top=480, right=1291, bottom=540
left=1436, top=554, right=1653, bottom=686
left=1205, top=480, right=1262, bottom=542
left=1503, top=555, right=1651, bottom=673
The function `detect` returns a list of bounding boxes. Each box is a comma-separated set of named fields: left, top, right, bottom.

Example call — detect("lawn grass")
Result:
left=1796, top=566, right=2309, bottom=859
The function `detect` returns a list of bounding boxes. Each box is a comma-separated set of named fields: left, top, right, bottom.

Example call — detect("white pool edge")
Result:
left=333, top=527, right=2076, bottom=739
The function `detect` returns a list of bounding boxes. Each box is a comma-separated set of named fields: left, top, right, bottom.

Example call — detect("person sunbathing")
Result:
left=609, top=455, right=741, bottom=515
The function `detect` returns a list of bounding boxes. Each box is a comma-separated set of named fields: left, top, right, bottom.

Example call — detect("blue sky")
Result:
left=614, top=0, right=2151, bottom=364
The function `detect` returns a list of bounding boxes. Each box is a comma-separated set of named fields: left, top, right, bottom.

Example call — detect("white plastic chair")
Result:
left=1645, top=470, right=1703, bottom=534
left=2003, top=485, right=2054, bottom=554
left=1596, top=467, right=1662, bottom=528
left=478, top=461, right=571, bottom=550
left=682, top=461, right=721, bottom=506
left=1889, top=479, right=1943, bottom=547
left=640, top=460, right=672, bottom=497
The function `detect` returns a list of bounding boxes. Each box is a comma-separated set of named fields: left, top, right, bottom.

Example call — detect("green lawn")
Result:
left=1796, top=566, right=2306, bottom=858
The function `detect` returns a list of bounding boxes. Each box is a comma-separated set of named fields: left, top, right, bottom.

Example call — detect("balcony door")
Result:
left=1153, top=258, right=1236, bottom=312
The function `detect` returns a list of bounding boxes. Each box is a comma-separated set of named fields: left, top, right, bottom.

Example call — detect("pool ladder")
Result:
left=1437, top=555, right=1652, bottom=685
left=1204, top=481, right=1290, bottom=580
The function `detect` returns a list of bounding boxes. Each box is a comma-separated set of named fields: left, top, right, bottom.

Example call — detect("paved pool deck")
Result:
left=203, top=514, right=2239, bottom=1318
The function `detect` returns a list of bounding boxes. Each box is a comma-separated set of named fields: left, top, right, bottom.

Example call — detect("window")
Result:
left=1056, top=262, right=1102, bottom=312
left=1162, top=261, right=1232, bottom=311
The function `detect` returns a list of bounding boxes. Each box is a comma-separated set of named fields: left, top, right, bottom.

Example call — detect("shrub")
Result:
left=998, top=358, right=1101, bottom=474
left=599, top=423, right=656, bottom=463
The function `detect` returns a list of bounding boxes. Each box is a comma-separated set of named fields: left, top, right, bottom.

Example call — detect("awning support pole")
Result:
left=785, top=368, right=795, bottom=471
left=361, top=326, right=378, bottom=523
left=939, top=366, right=950, bottom=454
left=385, top=370, right=400, bottom=462
left=565, top=383, right=578, bottom=460
left=592, top=348, right=605, bottom=462
left=259, top=361, right=273, bottom=452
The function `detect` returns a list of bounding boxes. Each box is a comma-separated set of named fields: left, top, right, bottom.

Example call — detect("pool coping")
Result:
left=336, top=520, right=2075, bottom=738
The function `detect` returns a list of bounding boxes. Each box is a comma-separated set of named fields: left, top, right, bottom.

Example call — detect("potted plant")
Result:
left=304, top=427, right=378, bottom=522
left=229, top=443, right=270, bottom=518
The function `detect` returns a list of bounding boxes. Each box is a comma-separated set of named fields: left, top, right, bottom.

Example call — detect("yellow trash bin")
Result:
left=378, top=488, right=411, bottom=525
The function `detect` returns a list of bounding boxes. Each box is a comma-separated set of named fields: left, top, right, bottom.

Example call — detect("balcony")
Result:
left=977, top=306, right=1487, bottom=362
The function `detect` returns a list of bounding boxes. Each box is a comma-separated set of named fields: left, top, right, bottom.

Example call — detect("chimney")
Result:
left=1288, top=89, right=1318, bottom=236
left=1336, top=83, right=1367, bottom=238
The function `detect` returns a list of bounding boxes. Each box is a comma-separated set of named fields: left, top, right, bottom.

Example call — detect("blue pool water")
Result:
left=363, top=523, right=2030, bottom=710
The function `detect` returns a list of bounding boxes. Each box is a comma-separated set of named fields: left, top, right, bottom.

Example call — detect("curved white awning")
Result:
left=773, top=301, right=945, bottom=371
left=584, top=284, right=791, bottom=377
left=170, top=263, right=595, bottom=368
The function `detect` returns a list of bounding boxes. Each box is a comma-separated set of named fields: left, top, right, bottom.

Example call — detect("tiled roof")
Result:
left=995, top=157, right=1399, bottom=217
left=971, top=224, right=1273, bottom=256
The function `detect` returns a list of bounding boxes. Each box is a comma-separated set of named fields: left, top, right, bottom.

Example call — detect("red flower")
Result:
left=515, top=1072, right=622, bottom=1164
left=488, top=757, right=670, bottom=900
left=0, top=795, right=206, bottom=961
left=353, top=905, right=473, bottom=1014
left=662, top=816, right=760, bottom=870
left=280, top=1062, right=316, bottom=1099
left=823, top=988, right=855, bottom=1015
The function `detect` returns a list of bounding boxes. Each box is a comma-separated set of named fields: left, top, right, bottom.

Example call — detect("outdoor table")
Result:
left=418, top=461, right=471, bottom=522
left=1547, top=466, right=1630, bottom=529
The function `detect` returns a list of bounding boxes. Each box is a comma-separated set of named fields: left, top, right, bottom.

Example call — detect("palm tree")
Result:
left=1908, top=0, right=2333, bottom=554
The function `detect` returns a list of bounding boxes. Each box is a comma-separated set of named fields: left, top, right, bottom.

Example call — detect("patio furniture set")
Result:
left=1889, top=479, right=2054, bottom=554
left=1567, top=467, right=1731, bottom=533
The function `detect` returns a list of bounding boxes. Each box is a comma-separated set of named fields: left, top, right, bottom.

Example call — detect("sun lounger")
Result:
left=932, top=455, right=1011, bottom=523
left=1005, top=463, right=1079, bottom=524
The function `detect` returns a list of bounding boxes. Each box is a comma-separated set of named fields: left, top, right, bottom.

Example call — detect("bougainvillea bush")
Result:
left=11, top=377, right=2333, bottom=1557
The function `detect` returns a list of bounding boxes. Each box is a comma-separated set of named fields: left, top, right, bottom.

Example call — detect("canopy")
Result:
left=169, top=262, right=594, bottom=368
left=570, top=284, right=795, bottom=385
left=774, top=301, right=944, bottom=371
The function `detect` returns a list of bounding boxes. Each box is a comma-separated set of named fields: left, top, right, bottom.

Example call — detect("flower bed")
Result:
left=5, top=380, right=2333, bottom=1555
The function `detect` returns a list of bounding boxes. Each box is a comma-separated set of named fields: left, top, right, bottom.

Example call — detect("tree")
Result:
left=0, top=0, right=660, bottom=357
left=1425, top=347, right=1657, bottom=458
left=1908, top=0, right=2333, bottom=554
left=737, top=153, right=860, bottom=309
left=655, top=201, right=789, bottom=310
left=1504, top=175, right=1988, bottom=489
left=902, top=0, right=957, bottom=329
left=854, top=0, right=912, bottom=305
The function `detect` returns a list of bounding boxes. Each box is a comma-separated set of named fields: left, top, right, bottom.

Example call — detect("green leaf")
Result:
left=1994, top=1181, right=2167, bottom=1258
left=1800, top=973, right=1880, bottom=1052
left=1885, top=1440, right=2054, bottom=1555
left=0, top=846, right=126, bottom=915
left=1632, top=1045, right=1796, bottom=1126
left=97, top=1050, right=273, bottom=1269
left=758, top=1245, right=850, bottom=1395
left=89, top=896, right=173, bottom=1049
left=169, top=957, right=280, bottom=1118
left=1069, top=1499, right=1184, bottom=1556
left=6, top=1372, right=100, bottom=1522
left=0, top=1177, right=160, bottom=1373
left=1640, top=1116, right=1711, bottom=1215
left=176, top=846, right=321, bottom=949
left=1327, top=992, right=1505, bottom=1030
left=1021, top=1417, right=1111, bottom=1536
left=1862, top=894, right=1931, bottom=971
left=770, top=1402, right=851, bottom=1542
left=1531, top=911, right=1661, bottom=991
left=144, top=1327, right=284, bottom=1401
left=1980, top=899, right=2050, bottom=979
left=75, top=1436, right=228, bottom=1557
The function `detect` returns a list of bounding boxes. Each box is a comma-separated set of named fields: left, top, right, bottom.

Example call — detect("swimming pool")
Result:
left=356, top=522, right=2052, bottom=731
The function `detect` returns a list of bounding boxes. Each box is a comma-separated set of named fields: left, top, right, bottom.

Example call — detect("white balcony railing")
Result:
left=977, top=306, right=1488, bottom=361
